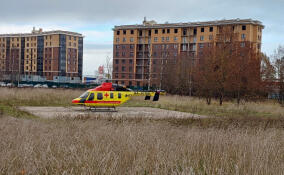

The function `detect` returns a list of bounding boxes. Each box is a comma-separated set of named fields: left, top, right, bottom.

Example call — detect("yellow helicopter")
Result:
left=72, top=82, right=164, bottom=111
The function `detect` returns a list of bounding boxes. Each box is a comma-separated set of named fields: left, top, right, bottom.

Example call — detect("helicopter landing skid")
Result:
left=87, top=106, right=118, bottom=112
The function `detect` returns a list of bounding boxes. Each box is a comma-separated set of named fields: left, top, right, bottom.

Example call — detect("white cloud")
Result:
left=83, top=48, right=112, bottom=75
left=82, top=30, right=113, bottom=44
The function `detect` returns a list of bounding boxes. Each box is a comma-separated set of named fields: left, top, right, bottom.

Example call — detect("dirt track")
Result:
left=19, top=106, right=207, bottom=119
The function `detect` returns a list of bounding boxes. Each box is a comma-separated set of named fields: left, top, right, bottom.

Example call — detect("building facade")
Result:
left=0, top=28, right=83, bottom=83
left=112, top=18, right=264, bottom=88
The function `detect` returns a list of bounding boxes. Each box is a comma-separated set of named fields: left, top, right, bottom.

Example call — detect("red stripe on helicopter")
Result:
left=85, top=101, right=121, bottom=104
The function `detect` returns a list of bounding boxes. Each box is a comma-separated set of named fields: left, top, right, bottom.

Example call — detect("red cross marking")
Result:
left=104, top=93, right=109, bottom=98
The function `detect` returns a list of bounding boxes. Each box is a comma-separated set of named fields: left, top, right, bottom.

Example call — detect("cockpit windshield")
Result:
left=79, top=91, right=90, bottom=99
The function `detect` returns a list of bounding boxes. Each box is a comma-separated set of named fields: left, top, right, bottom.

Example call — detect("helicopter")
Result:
left=72, top=82, right=164, bottom=111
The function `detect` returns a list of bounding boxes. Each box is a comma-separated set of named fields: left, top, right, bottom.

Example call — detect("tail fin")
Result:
left=153, top=92, right=160, bottom=101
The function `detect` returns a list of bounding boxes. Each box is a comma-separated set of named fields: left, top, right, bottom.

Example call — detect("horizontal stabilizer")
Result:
left=145, top=96, right=151, bottom=100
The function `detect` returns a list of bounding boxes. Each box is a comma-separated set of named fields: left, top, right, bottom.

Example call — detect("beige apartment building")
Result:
left=112, top=18, right=264, bottom=88
left=0, top=28, right=83, bottom=83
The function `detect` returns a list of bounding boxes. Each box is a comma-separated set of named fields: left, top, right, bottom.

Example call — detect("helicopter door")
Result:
left=97, top=92, right=103, bottom=100
left=110, top=93, right=114, bottom=99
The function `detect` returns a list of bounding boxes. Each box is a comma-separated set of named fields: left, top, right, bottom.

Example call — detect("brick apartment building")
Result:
left=0, top=28, right=83, bottom=83
left=112, top=18, right=264, bottom=88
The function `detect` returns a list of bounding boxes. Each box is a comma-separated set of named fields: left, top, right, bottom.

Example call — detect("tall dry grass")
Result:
left=125, top=95, right=284, bottom=118
left=0, top=87, right=284, bottom=118
left=0, top=87, right=84, bottom=106
left=0, top=116, right=283, bottom=174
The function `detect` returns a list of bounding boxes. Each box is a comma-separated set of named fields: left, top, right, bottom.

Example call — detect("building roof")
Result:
left=114, top=18, right=264, bottom=30
left=0, top=29, right=83, bottom=38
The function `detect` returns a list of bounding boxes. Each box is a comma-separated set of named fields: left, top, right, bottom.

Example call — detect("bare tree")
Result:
left=274, top=46, right=284, bottom=105
left=105, top=55, right=113, bottom=80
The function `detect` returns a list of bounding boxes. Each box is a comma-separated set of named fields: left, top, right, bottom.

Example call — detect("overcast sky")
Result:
left=0, top=0, right=283, bottom=75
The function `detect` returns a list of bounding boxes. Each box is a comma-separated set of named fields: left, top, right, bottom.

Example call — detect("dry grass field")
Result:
left=0, top=87, right=284, bottom=174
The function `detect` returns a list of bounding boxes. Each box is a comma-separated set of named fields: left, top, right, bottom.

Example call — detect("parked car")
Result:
left=42, top=84, right=48, bottom=88
left=34, top=84, right=42, bottom=88
left=0, top=82, right=6, bottom=87
left=6, top=83, right=14, bottom=87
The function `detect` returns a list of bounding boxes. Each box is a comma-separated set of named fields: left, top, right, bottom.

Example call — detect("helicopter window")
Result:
left=118, top=93, right=121, bottom=99
left=79, top=92, right=89, bottom=99
left=97, top=93, right=103, bottom=100
left=110, top=93, right=114, bottom=99
left=88, top=93, right=94, bottom=101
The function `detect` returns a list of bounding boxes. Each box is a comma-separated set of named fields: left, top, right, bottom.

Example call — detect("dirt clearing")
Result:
left=19, top=106, right=207, bottom=119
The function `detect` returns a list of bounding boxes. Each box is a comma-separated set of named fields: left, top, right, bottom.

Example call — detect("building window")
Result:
left=155, top=29, right=158, bottom=34
left=130, top=52, right=134, bottom=57
left=129, top=59, right=133, bottom=64
left=162, top=37, right=165, bottom=42
left=174, top=44, right=178, bottom=49
left=131, top=30, right=134, bottom=34
left=123, top=38, right=126, bottom=42
left=129, top=66, right=132, bottom=72
left=200, top=36, right=204, bottom=41
left=130, top=44, right=134, bottom=49
left=201, top=28, right=204, bottom=32
left=209, top=35, right=213, bottom=40
left=139, top=30, right=142, bottom=36
left=183, top=29, right=187, bottom=35
left=122, top=52, right=126, bottom=57
left=193, top=28, right=197, bottom=35
left=116, top=38, right=120, bottom=43
left=174, top=29, right=178, bottom=33
left=122, top=59, right=125, bottom=64
left=115, top=45, right=120, bottom=49
left=166, top=37, right=169, bottom=41
left=242, top=25, right=246, bottom=30
left=240, top=42, right=245, bottom=47
left=130, top=37, right=134, bottom=42
left=122, top=66, right=125, bottom=72
left=154, top=37, right=158, bottom=42
left=123, top=30, right=126, bottom=35
left=167, top=29, right=170, bottom=33
left=122, top=45, right=125, bottom=49
left=162, top=29, right=165, bottom=34
left=174, top=36, right=177, bottom=42
left=199, top=43, right=204, bottom=49
left=115, top=59, right=119, bottom=64
left=241, top=34, right=246, bottom=40
left=210, top=27, right=213, bottom=32
left=116, top=52, right=119, bottom=57
left=153, top=52, right=157, bottom=57
left=117, top=31, right=120, bottom=35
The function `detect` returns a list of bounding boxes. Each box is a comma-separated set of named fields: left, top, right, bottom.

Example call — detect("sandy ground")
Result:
left=19, top=106, right=207, bottom=119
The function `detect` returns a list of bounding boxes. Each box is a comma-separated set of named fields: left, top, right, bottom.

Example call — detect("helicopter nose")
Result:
left=72, top=98, right=80, bottom=104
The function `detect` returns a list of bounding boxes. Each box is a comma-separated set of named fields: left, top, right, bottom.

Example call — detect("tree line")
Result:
left=162, top=27, right=284, bottom=105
